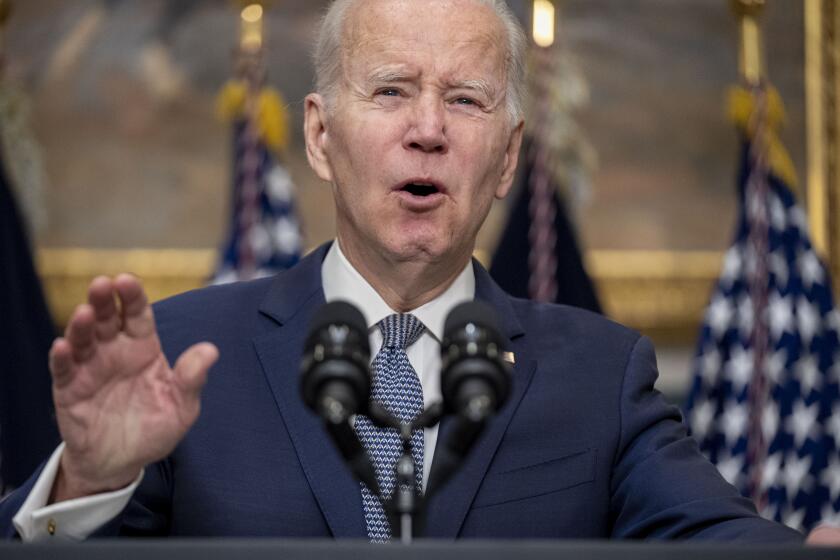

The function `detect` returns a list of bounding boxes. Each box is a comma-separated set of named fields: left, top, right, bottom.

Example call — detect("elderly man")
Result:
left=0, top=0, right=825, bottom=543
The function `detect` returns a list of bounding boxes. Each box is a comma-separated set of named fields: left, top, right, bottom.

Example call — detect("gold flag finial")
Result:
left=730, top=0, right=766, bottom=85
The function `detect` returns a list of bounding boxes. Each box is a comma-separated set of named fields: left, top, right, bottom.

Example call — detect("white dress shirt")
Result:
left=13, top=241, right=474, bottom=541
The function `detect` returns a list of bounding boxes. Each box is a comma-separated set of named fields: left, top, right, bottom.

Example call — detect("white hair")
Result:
left=312, top=0, right=527, bottom=125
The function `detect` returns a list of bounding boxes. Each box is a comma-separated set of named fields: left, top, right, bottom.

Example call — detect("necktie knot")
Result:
left=378, top=313, right=424, bottom=350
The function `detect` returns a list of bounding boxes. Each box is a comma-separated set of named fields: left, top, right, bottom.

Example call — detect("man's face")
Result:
left=305, top=0, right=523, bottom=268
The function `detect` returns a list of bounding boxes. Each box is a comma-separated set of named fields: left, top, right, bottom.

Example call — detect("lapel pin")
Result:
left=502, top=351, right=515, bottom=364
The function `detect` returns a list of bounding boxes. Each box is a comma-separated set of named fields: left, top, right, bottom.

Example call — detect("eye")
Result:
left=375, top=87, right=401, bottom=97
left=453, top=96, right=479, bottom=107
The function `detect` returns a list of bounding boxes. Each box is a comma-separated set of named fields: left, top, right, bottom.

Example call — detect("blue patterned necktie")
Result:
left=355, top=313, right=425, bottom=542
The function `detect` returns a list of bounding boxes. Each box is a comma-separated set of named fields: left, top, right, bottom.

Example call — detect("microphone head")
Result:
left=300, top=300, right=371, bottom=418
left=443, top=301, right=502, bottom=343
left=440, top=301, right=510, bottom=418
left=305, top=300, right=369, bottom=351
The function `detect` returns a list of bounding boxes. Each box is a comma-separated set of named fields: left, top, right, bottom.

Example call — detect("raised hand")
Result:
left=48, top=274, right=218, bottom=502
left=806, top=525, right=840, bottom=546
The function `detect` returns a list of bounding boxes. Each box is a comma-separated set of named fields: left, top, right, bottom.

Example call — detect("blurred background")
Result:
left=2, top=0, right=839, bottom=530
left=2, top=0, right=807, bottom=392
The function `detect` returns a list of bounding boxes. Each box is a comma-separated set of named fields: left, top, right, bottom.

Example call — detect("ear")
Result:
left=494, top=119, right=524, bottom=199
left=303, top=93, right=333, bottom=183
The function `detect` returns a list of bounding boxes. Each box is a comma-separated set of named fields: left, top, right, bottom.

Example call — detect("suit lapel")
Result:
left=253, top=243, right=367, bottom=538
left=423, top=262, right=537, bottom=538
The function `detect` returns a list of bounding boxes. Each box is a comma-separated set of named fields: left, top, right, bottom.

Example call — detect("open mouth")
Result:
left=400, top=181, right=442, bottom=197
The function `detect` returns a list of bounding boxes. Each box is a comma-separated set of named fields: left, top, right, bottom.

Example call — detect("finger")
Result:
left=49, top=338, right=76, bottom=388
left=806, top=526, right=840, bottom=546
left=173, top=342, right=218, bottom=397
left=113, top=273, right=155, bottom=339
left=65, top=304, right=97, bottom=363
left=88, top=276, right=121, bottom=342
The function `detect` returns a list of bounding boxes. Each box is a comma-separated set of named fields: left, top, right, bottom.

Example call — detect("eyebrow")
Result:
left=449, top=79, right=496, bottom=101
left=367, top=68, right=416, bottom=84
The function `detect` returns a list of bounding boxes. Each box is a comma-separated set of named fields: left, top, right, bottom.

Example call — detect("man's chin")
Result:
left=379, top=235, right=451, bottom=264
left=382, top=235, right=475, bottom=268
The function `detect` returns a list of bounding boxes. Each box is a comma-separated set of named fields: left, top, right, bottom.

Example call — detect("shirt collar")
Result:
left=321, top=240, right=475, bottom=342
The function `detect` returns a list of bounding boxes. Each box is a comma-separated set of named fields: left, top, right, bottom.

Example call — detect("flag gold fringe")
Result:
left=216, top=80, right=289, bottom=154
left=727, top=85, right=799, bottom=191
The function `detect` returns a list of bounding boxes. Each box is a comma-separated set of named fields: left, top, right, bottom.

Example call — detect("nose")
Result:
left=403, top=94, right=448, bottom=154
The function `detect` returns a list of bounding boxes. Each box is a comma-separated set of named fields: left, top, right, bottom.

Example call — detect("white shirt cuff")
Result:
left=12, top=443, right=144, bottom=541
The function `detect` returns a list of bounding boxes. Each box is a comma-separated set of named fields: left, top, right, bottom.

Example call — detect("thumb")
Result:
left=174, top=342, right=218, bottom=395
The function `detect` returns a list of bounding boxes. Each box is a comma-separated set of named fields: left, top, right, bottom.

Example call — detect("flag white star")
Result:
left=769, top=250, right=790, bottom=290
left=721, top=400, right=748, bottom=447
left=249, top=223, right=272, bottom=261
left=768, top=293, right=794, bottom=343
left=827, top=404, right=840, bottom=444
left=796, top=297, right=820, bottom=348
left=690, top=398, right=716, bottom=441
left=764, top=348, right=788, bottom=385
left=827, top=309, right=840, bottom=336
left=273, top=216, right=301, bottom=255
left=830, top=355, right=840, bottom=385
left=795, top=352, right=821, bottom=397
left=720, top=244, right=743, bottom=289
left=717, top=452, right=744, bottom=487
left=799, top=250, right=825, bottom=291
left=266, top=165, right=293, bottom=203
left=726, top=346, right=753, bottom=395
left=707, top=294, right=734, bottom=340
left=782, top=453, right=813, bottom=500
left=790, top=206, right=810, bottom=237
left=820, top=502, right=840, bottom=525
left=821, top=454, right=840, bottom=501
left=699, top=347, right=722, bottom=387
left=760, top=451, right=783, bottom=491
left=761, top=500, right=779, bottom=522
left=769, top=192, right=787, bottom=232
left=783, top=506, right=806, bottom=531
left=787, top=400, right=820, bottom=448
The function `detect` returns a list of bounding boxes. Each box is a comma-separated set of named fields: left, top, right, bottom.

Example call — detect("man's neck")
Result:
left=336, top=236, right=471, bottom=313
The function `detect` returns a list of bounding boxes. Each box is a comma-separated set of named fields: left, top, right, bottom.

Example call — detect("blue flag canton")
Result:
left=214, top=119, right=302, bottom=284
left=686, top=171, right=840, bottom=532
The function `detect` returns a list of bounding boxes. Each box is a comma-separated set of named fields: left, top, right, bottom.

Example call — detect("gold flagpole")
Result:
left=731, top=0, right=766, bottom=86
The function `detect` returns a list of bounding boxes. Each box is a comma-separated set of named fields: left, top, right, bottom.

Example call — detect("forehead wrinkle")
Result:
left=338, top=0, right=510, bottom=105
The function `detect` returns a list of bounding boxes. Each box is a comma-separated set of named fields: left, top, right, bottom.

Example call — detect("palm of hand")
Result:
left=56, top=332, right=193, bottom=484
left=50, top=275, right=217, bottom=498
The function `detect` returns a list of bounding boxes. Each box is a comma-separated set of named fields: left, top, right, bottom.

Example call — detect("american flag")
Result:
left=684, top=85, right=840, bottom=532
left=213, top=114, right=302, bottom=284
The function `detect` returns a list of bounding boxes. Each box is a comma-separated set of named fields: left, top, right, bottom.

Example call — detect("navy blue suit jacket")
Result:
left=1, top=244, right=802, bottom=541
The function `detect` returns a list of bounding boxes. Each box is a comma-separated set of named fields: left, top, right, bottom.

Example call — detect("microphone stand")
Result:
left=368, top=402, right=443, bottom=544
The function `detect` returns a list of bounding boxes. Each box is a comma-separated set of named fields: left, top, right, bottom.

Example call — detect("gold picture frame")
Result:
left=806, top=0, right=840, bottom=297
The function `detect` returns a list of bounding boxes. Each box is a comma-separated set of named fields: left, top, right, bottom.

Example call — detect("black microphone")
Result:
left=301, top=300, right=371, bottom=421
left=440, top=301, right=511, bottom=422
left=300, top=301, right=380, bottom=494
left=426, top=301, right=511, bottom=497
